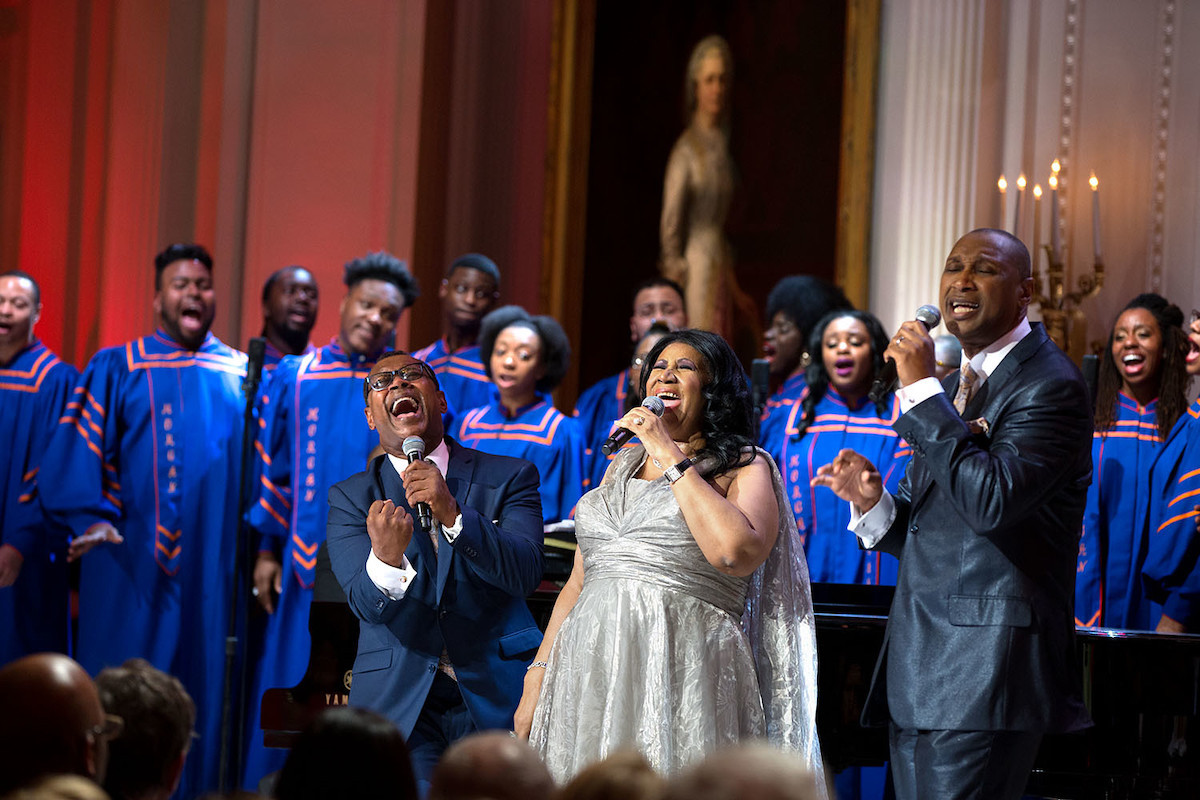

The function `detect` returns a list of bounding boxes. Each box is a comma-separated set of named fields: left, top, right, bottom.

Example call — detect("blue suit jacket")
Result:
left=326, top=438, right=545, bottom=737
left=866, top=323, right=1092, bottom=733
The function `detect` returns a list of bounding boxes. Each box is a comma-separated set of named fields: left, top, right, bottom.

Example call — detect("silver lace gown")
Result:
left=529, top=447, right=824, bottom=789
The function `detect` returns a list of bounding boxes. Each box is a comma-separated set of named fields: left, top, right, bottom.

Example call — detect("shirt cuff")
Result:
left=366, top=550, right=417, bottom=600
left=441, top=512, right=464, bottom=543
left=849, top=491, right=896, bottom=549
left=897, top=376, right=944, bottom=414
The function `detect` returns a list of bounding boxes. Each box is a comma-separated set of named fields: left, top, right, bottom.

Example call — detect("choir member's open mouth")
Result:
left=390, top=395, right=420, bottom=417
left=1121, top=352, right=1147, bottom=376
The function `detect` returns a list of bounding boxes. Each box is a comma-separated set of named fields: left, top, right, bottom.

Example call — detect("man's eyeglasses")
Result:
left=366, top=364, right=433, bottom=392
left=87, top=714, right=124, bottom=742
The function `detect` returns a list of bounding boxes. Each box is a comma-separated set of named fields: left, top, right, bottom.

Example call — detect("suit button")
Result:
left=909, top=524, right=918, bottom=534
left=439, top=609, right=447, bottom=619
left=427, top=664, right=436, bottom=673
left=375, top=599, right=385, bottom=610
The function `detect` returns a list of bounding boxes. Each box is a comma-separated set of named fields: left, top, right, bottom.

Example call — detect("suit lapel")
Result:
left=965, top=323, right=1046, bottom=419
left=378, top=456, right=438, bottom=582
left=436, top=439, right=476, bottom=599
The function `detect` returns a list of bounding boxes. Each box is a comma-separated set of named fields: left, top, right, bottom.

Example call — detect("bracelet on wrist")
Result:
left=527, top=660, right=548, bottom=671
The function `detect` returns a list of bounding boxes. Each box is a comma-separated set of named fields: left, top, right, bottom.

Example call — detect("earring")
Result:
left=799, top=351, right=812, bottom=369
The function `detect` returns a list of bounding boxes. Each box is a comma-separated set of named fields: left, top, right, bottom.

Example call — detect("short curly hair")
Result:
left=765, top=275, right=852, bottom=342
left=154, top=243, right=212, bottom=290
left=343, top=251, right=420, bottom=309
left=638, top=329, right=756, bottom=477
left=478, top=305, right=572, bottom=393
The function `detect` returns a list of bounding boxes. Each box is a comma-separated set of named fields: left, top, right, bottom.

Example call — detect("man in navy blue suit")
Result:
left=326, top=351, right=544, bottom=788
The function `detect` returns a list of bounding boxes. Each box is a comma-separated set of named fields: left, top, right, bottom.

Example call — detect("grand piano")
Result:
left=262, top=544, right=1200, bottom=798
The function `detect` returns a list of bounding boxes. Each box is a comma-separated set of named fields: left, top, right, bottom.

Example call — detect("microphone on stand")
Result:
left=401, top=436, right=433, bottom=532
left=868, top=305, right=942, bottom=404
left=601, top=395, right=666, bottom=456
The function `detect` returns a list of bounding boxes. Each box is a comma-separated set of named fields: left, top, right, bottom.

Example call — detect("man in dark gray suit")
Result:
left=813, top=228, right=1091, bottom=799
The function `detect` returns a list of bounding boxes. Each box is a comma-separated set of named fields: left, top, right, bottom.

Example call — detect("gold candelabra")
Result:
left=1032, top=247, right=1103, bottom=363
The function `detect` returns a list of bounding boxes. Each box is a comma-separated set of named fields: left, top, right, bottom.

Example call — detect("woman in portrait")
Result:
left=1076, top=293, right=1189, bottom=630
left=515, top=330, right=823, bottom=791
left=780, top=310, right=910, bottom=587
left=659, top=35, right=755, bottom=340
left=455, top=305, right=585, bottom=525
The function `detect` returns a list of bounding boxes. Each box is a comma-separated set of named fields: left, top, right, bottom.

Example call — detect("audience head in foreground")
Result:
left=0, top=653, right=116, bottom=795
left=661, top=743, right=820, bottom=800
left=95, top=658, right=195, bottom=800
left=428, top=731, right=555, bottom=800
left=274, top=706, right=417, bottom=800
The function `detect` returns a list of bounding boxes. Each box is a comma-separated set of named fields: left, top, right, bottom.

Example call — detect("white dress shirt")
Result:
left=364, top=439, right=464, bottom=599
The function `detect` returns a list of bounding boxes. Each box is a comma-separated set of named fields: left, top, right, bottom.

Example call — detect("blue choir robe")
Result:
left=412, top=339, right=491, bottom=426
left=1, top=340, right=78, bottom=663
left=780, top=388, right=910, bottom=585
left=41, top=331, right=247, bottom=799
left=1143, top=398, right=1200, bottom=627
left=456, top=395, right=585, bottom=524
left=243, top=340, right=382, bottom=788
left=758, top=373, right=807, bottom=470
left=573, top=369, right=631, bottom=493
left=1076, top=394, right=1163, bottom=630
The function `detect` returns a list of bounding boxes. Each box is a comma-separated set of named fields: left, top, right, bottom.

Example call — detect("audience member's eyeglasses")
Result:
left=631, top=354, right=649, bottom=370
left=87, top=714, right=124, bottom=742
left=366, top=364, right=431, bottom=392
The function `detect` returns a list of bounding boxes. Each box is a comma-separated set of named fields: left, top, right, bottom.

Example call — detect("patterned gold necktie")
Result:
left=953, top=361, right=978, bottom=415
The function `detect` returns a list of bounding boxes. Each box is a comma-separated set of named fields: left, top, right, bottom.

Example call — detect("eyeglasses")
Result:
left=366, top=364, right=432, bottom=392
left=87, top=714, right=124, bottom=742
left=631, top=354, right=649, bottom=370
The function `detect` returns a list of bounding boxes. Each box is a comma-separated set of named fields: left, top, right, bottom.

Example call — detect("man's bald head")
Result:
left=0, top=654, right=111, bottom=794
left=661, top=743, right=821, bottom=800
left=428, top=731, right=555, bottom=800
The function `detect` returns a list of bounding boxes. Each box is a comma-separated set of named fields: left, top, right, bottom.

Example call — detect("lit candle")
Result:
left=998, top=175, right=1008, bottom=230
left=1014, top=174, right=1026, bottom=238
left=1048, top=173, right=1060, bottom=262
left=1090, top=173, right=1102, bottom=262
left=1032, top=184, right=1043, bottom=268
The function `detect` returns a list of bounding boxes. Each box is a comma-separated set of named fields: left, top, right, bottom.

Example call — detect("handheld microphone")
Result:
left=601, top=396, right=665, bottom=456
left=751, top=358, right=770, bottom=416
left=868, top=305, right=942, bottom=404
left=401, top=436, right=433, bottom=532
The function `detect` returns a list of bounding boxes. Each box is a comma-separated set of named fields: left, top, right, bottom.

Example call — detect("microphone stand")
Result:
left=219, top=337, right=266, bottom=792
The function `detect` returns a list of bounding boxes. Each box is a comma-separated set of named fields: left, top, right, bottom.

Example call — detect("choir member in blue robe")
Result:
left=41, top=244, right=246, bottom=798
left=412, top=253, right=500, bottom=423
left=576, top=323, right=670, bottom=490
left=244, top=252, right=418, bottom=789
left=1076, top=294, right=1189, bottom=630
left=575, top=278, right=687, bottom=489
left=258, top=265, right=319, bottom=372
left=0, top=271, right=79, bottom=663
left=1143, top=313, right=1200, bottom=633
left=757, top=276, right=851, bottom=468
left=457, top=306, right=584, bottom=524
left=781, top=310, right=908, bottom=586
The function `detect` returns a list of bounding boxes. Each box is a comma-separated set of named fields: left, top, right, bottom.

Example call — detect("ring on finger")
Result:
left=634, top=417, right=644, bottom=426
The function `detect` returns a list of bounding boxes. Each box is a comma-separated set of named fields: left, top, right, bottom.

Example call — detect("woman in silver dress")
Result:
left=515, top=330, right=823, bottom=790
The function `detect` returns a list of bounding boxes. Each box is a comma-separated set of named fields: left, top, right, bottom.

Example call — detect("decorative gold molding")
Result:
left=836, top=0, right=881, bottom=311
left=541, top=0, right=595, bottom=405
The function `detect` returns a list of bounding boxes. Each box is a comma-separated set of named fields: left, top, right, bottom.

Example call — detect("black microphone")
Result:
left=401, top=436, right=433, bottom=532
left=242, top=337, right=266, bottom=399
left=751, top=358, right=770, bottom=415
left=601, top=396, right=665, bottom=456
left=868, top=305, right=942, bottom=404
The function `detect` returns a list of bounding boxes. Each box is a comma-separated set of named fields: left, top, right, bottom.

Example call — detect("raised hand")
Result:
left=367, top=499, right=414, bottom=567
left=811, top=448, right=884, bottom=513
